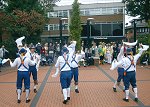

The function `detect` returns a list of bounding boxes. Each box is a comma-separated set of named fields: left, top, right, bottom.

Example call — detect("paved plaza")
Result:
left=0, top=64, right=150, bottom=107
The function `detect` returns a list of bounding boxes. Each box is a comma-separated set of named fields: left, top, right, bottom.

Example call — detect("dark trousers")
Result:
left=29, top=65, right=37, bottom=81
left=124, top=71, right=136, bottom=90
left=17, top=71, right=30, bottom=89
left=71, top=67, right=79, bottom=83
left=117, top=67, right=124, bottom=82
left=60, top=71, right=72, bottom=89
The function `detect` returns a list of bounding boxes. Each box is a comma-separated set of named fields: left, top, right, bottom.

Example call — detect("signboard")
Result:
left=94, top=37, right=108, bottom=39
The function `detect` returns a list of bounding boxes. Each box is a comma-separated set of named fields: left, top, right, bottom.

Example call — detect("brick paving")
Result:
left=0, top=64, right=150, bottom=107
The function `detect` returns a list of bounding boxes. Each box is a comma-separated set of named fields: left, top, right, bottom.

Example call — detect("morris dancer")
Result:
left=113, top=43, right=126, bottom=92
left=9, top=48, right=35, bottom=103
left=71, top=50, right=85, bottom=93
left=26, top=45, right=40, bottom=93
left=110, top=43, right=149, bottom=102
left=52, top=41, right=76, bottom=104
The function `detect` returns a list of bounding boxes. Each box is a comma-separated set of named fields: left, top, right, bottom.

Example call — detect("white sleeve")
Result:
left=134, top=49, right=144, bottom=63
left=54, top=68, right=59, bottom=75
left=110, top=59, right=124, bottom=70
left=68, top=43, right=76, bottom=57
left=25, top=52, right=30, bottom=59
left=10, top=59, right=18, bottom=67
left=77, top=54, right=82, bottom=61
left=55, top=57, right=60, bottom=68
left=28, top=59, right=35, bottom=66
left=117, top=46, right=124, bottom=60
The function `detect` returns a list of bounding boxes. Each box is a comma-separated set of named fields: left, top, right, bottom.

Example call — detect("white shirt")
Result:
left=55, top=42, right=76, bottom=72
left=10, top=56, right=35, bottom=71
left=116, top=49, right=144, bottom=72
left=71, top=54, right=82, bottom=68
left=117, top=46, right=125, bottom=68
left=25, top=51, right=40, bottom=65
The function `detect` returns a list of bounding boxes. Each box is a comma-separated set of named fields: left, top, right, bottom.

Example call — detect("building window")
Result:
left=91, top=24, right=101, bottom=36
left=49, top=24, right=53, bottom=30
left=107, top=8, right=113, bottom=14
left=80, top=7, right=123, bottom=16
left=112, top=23, right=123, bottom=36
left=62, top=24, right=68, bottom=30
left=48, top=10, right=68, bottom=18
left=54, top=24, right=59, bottom=30
left=102, top=8, right=106, bottom=14
left=48, top=24, right=68, bottom=31
left=63, top=10, right=68, bottom=17
left=44, top=24, right=49, bottom=31
left=113, top=8, right=118, bottom=14
left=102, top=24, right=112, bottom=36
left=85, top=9, right=90, bottom=16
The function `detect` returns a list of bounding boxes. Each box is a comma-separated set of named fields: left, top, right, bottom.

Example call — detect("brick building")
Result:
left=41, top=2, right=125, bottom=45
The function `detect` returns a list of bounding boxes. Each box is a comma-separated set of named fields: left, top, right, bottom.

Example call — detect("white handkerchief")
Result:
left=142, top=45, right=149, bottom=51
left=2, top=59, right=9, bottom=65
left=110, top=59, right=117, bottom=70
left=123, top=40, right=138, bottom=47
left=15, top=36, right=25, bottom=47
left=138, top=45, right=149, bottom=51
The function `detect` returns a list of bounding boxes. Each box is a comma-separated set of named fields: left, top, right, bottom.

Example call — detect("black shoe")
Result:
left=132, top=88, right=134, bottom=92
left=26, top=99, right=31, bottom=103
left=34, top=89, right=37, bottom=93
left=67, top=97, right=70, bottom=100
left=17, top=100, right=21, bottom=103
left=123, top=98, right=129, bottom=102
left=63, top=100, right=68, bottom=104
left=75, top=89, right=79, bottom=93
left=123, top=89, right=125, bottom=92
left=23, top=89, right=26, bottom=92
left=113, top=87, right=117, bottom=92
left=134, top=98, right=138, bottom=102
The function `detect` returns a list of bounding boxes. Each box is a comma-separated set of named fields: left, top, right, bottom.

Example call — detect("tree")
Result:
left=69, top=0, right=82, bottom=51
left=123, top=0, right=150, bottom=22
left=0, top=0, right=47, bottom=43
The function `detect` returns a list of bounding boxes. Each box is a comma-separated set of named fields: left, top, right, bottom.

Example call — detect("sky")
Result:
left=56, top=0, right=139, bottom=26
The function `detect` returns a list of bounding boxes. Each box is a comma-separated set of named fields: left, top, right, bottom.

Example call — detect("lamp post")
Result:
left=59, top=18, right=68, bottom=54
left=133, top=19, right=137, bottom=55
left=87, top=18, right=94, bottom=50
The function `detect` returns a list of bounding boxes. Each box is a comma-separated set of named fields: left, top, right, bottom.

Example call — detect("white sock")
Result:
left=17, top=89, right=21, bottom=100
left=75, top=85, right=78, bottom=89
left=123, top=86, right=125, bottom=90
left=26, top=89, right=30, bottom=100
left=125, top=90, right=129, bottom=99
left=34, top=85, right=37, bottom=89
left=113, top=81, right=117, bottom=88
left=62, top=89, right=67, bottom=100
left=67, top=87, right=70, bottom=97
left=133, top=88, right=138, bottom=98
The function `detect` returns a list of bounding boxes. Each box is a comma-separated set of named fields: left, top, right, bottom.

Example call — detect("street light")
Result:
left=87, top=18, right=94, bottom=50
left=129, top=19, right=137, bottom=55
left=59, top=18, right=68, bottom=54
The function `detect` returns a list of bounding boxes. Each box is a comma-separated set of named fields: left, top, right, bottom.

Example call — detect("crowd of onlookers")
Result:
left=81, top=41, right=149, bottom=66
left=0, top=41, right=149, bottom=70
left=81, top=41, right=121, bottom=65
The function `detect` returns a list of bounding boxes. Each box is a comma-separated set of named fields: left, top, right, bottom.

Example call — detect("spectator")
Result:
left=0, top=45, right=9, bottom=59
left=36, top=43, right=42, bottom=55
left=48, top=42, right=54, bottom=59
left=44, top=43, right=49, bottom=55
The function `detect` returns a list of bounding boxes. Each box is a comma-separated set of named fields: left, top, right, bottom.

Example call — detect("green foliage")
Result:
left=0, top=0, right=49, bottom=43
left=136, top=34, right=150, bottom=64
left=137, top=34, right=150, bottom=45
left=69, top=0, right=82, bottom=51
left=3, top=0, right=44, bottom=14
left=123, top=0, right=150, bottom=22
